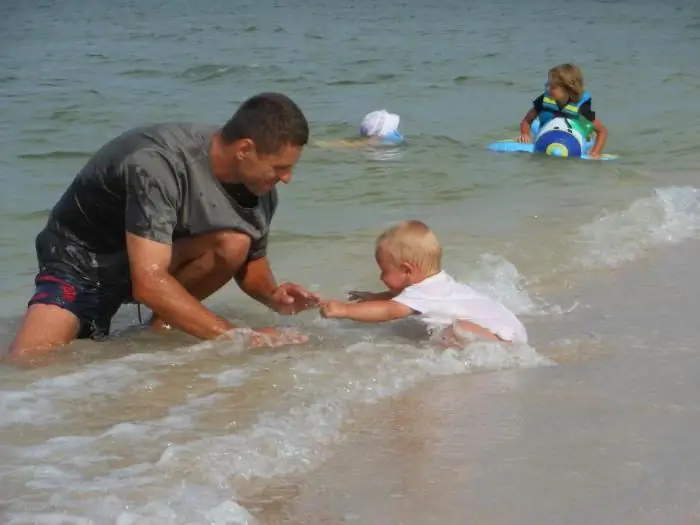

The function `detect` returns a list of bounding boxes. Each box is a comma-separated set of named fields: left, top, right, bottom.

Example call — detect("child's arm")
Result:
left=517, top=108, right=538, bottom=143
left=320, top=299, right=415, bottom=323
left=588, top=118, right=608, bottom=157
left=347, top=290, right=398, bottom=302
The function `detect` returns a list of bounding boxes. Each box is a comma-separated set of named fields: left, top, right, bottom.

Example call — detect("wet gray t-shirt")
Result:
left=36, top=123, right=277, bottom=287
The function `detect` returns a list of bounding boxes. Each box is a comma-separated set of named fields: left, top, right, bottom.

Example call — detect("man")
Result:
left=9, top=92, right=319, bottom=358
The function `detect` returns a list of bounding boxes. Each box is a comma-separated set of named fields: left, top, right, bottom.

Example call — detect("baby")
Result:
left=320, top=220, right=528, bottom=345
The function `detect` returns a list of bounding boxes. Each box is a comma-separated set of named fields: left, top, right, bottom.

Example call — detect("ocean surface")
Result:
left=1, top=0, right=700, bottom=522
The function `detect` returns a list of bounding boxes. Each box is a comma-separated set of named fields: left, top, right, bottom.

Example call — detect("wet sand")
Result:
left=258, top=242, right=700, bottom=525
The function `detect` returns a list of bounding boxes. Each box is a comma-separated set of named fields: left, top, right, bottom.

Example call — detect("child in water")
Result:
left=319, top=220, right=528, bottom=345
left=318, top=109, right=405, bottom=148
left=517, top=63, right=608, bottom=157
left=359, top=109, right=404, bottom=144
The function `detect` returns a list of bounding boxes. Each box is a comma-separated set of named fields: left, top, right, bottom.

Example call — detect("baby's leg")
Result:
left=442, top=320, right=508, bottom=346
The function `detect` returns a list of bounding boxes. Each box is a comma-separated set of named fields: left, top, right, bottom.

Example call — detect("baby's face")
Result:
left=375, top=248, right=409, bottom=293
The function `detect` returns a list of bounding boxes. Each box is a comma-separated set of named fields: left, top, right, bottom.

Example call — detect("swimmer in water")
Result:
left=316, top=109, right=405, bottom=148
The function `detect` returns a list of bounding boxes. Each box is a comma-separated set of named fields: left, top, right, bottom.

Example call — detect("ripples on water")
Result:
left=2, top=0, right=700, bottom=521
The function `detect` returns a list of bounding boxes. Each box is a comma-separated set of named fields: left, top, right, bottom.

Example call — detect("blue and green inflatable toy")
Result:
left=488, top=116, right=617, bottom=160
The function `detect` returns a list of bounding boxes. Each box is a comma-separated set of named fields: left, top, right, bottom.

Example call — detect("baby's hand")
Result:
left=516, top=133, right=532, bottom=144
left=347, top=290, right=376, bottom=302
left=320, top=300, right=347, bottom=319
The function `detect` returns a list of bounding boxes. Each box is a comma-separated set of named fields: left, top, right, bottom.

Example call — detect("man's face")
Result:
left=235, top=142, right=303, bottom=196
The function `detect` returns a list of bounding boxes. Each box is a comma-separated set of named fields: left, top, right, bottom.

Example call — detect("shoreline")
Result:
left=255, top=241, right=700, bottom=525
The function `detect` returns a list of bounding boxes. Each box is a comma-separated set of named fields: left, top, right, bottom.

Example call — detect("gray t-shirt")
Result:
left=36, top=123, right=277, bottom=287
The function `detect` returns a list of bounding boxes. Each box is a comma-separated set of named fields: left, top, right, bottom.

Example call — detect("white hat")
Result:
left=360, top=109, right=400, bottom=138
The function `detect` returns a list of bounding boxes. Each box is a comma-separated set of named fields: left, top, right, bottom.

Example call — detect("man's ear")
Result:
left=231, top=138, right=255, bottom=160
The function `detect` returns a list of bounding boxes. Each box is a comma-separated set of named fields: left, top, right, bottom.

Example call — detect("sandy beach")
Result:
left=258, top=242, right=700, bottom=525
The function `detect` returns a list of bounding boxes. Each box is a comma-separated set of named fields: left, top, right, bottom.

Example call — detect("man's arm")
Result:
left=321, top=300, right=415, bottom=323
left=127, top=233, right=235, bottom=339
left=234, top=195, right=277, bottom=308
left=124, top=150, right=235, bottom=339
left=235, top=255, right=277, bottom=309
left=235, top=255, right=319, bottom=314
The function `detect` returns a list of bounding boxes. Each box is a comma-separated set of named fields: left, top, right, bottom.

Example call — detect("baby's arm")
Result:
left=588, top=118, right=609, bottom=157
left=347, top=289, right=398, bottom=302
left=320, top=299, right=415, bottom=323
left=517, top=108, right=538, bottom=143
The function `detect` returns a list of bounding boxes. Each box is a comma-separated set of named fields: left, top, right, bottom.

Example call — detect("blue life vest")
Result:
left=538, top=82, right=591, bottom=127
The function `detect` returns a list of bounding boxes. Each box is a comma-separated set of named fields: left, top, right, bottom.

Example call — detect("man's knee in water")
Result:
left=211, top=231, right=252, bottom=269
left=9, top=269, right=129, bottom=357
left=172, top=230, right=252, bottom=273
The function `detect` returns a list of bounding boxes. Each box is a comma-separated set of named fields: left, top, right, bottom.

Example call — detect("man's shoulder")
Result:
left=93, top=123, right=218, bottom=178
left=117, top=122, right=218, bottom=152
left=102, top=121, right=212, bottom=149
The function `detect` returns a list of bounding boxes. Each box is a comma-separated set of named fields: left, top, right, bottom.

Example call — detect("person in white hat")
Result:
left=316, top=109, right=404, bottom=148
left=359, top=109, right=403, bottom=144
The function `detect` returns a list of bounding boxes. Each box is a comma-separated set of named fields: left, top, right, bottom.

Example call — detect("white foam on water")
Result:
left=0, top=235, right=557, bottom=524
left=0, top=363, right=151, bottom=428
left=0, top=337, right=263, bottom=431
left=0, top=328, right=551, bottom=523
left=201, top=367, right=252, bottom=388
left=453, top=252, right=551, bottom=316
left=441, top=249, right=584, bottom=320
left=575, top=186, right=700, bottom=269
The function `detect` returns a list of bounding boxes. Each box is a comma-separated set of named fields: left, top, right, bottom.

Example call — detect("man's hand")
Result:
left=221, top=327, right=309, bottom=349
left=269, top=282, right=320, bottom=315
left=249, top=327, right=309, bottom=348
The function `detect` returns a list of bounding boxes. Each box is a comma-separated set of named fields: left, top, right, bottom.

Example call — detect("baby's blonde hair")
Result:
left=375, top=220, right=442, bottom=273
left=548, top=63, right=585, bottom=102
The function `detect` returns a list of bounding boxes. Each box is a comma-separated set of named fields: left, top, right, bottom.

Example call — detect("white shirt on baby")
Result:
left=391, top=271, right=528, bottom=344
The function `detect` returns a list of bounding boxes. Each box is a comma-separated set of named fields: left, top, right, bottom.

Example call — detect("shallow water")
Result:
left=2, top=0, right=700, bottom=521
left=272, top=242, right=700, bottom=525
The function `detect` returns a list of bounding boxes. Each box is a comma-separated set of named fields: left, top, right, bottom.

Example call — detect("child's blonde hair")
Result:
left=375, top=220, right=442, bottom=273
left=548, top=63, right=585, bottom=102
